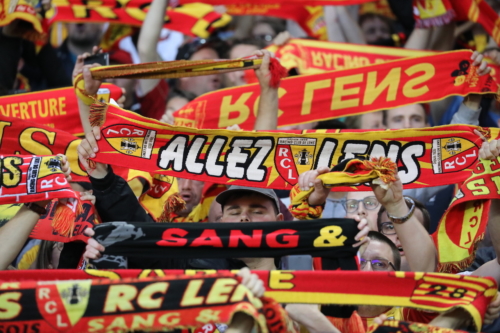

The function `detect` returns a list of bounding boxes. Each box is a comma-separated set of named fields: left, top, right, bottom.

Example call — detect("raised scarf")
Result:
left=90, top=219, right=358, bottom=260
left=29, top=199, right=99, bottom=242
left=0, top=1, right=231, bottom=41
left=266, top=38, right=500, bottom=83
left=0, top=84, right=122, bottom=136
left=88, top=103, right=496, bottom=191
left=0, top=273, right=282, bottom=333
left=267, top=38, right=435, bottom=74
left=0, top=154, right=81, bottom=236
left=172, top=50, right=498, bottom=130
left=0, top=116, right=215, bottom=224
left=434, top=156, right=500, bottom=273
left=413, top=0, right=455, bottom=28
left=1, top=270, right=496, bottom=330
left=73, top=55, right=286, bottom=109
left=413, top=0, right=500, bottom=46
left=226, top=5, right=328, bottom=40
left=367, top=320, right=476, bottom=333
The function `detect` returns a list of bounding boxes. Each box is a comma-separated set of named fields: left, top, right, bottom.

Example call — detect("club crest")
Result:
left=431, top=137, right=478, bottom=174
left=102, top=124, right=156, bottom=159
left=275, top=137, right=317, bottom=186
left=36, top=280, right=91, bottom=331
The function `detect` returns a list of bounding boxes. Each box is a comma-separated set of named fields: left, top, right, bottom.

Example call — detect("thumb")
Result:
left=313, top=178, right=324, bottom=191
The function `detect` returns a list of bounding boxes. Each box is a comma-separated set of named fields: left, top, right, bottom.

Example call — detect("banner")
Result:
left=0, top=84, right=122, bottom=136
left=46, top=0, right=232, bottom=39
left=1, top=270, right=496, bottom=330
left=0, top=273, right=271, bottom=333
left=91, top=103, right=500, bottom=191
left=434, top=156, right=500, bottom=273
left=173, top=50, right=498, bottom=130
left=91, top=219, right=358, bottom=259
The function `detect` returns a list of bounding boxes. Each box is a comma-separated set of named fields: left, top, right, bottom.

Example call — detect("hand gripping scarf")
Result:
left=0, top=273, right=289, bottom=333
left=0, top=154, right=81, bottom=236
left=367, top=320, right=477, bottom=333
left=172, top=50, right=499, bottom=130
left=1, top=270, right=497, bottom=330
left=85, top=102, right=497, bottom=191
left=44, top=1, right=231, bottom=39
left=89, top=218, right=358, bottom=260
left=433, top=156, right=500, bottom=273
left=0, top=84, right=122, bottom=136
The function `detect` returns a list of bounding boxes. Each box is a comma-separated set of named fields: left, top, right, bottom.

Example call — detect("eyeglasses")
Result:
left=379, top=222, right=396, bottom=235
left=344, top=196, right=380, bottom=213
left=253, top=34, right=274, bottom=42
left=360, top=258, right=396, bottom=271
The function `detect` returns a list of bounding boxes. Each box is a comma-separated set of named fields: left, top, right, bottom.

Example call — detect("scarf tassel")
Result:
left=158, top=192, right=187, bottom=222
left=269, top=57, right=288, bottom=88
left=52, top=200, right=83, bottom=237
left=89, top=101, right=108, bottom=128
left=415, top=9, right=456, bottom=28
left=360, top=157, right=398, bottom=184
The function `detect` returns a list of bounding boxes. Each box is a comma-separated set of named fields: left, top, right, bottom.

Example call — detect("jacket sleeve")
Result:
left=90, top=166, right=153, bottom=223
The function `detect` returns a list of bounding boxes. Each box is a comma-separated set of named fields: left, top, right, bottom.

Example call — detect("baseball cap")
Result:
left=216, top=185, right=281, bottom=214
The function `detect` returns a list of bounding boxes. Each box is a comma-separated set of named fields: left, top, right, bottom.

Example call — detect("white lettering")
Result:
left=185, top=137, right=206, bottom=174
left=158, top=136, right=187, bottom=171
left=247, top=138, right=273, bottom=182
left=226, top=139, right=253, bottom=179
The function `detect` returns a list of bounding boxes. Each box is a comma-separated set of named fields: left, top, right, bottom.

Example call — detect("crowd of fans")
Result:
left=4, top=0, right=500, bottom=332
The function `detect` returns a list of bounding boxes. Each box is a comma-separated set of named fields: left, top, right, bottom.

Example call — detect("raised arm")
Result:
left=372, top=174, right=437, bottom=272
left=253, top=50, right=279, bottom=131
left=72, top=48, right=103, bottom=134
left=137, top=0, right=168, bottom=95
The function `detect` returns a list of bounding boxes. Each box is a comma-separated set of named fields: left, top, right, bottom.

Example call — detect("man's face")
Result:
left=359, top=112, right=385, bottom=130
left=226, top=44, right=259, bottom=87
left=177, top=178, right=204, bottom=217
left=361, top=17, right=391, bottom=44
left=180, top=48, right=221, bottom=96
left=346, top=191, right=380, bottom=231
left=220, top=193, right=283, bottom=223
left=67, top=23, right=103, bottom=46
left=385, top=104, right=428, bottom=129
left=360, top=240, right=395, bottom=272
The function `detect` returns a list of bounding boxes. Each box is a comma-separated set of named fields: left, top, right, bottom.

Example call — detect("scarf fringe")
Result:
left=89, top=101, right=108, bottom=128
left=361, top=157, right=398, bottom=184
left=52, top=200, right=83, bottom=237
left=437, top=232, right=484, bottom=273
left=415, top=9, right=456, bottom=28
left=158, top=193, right=187, bottom=222
left=269, top=57, right=288, bottom=88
